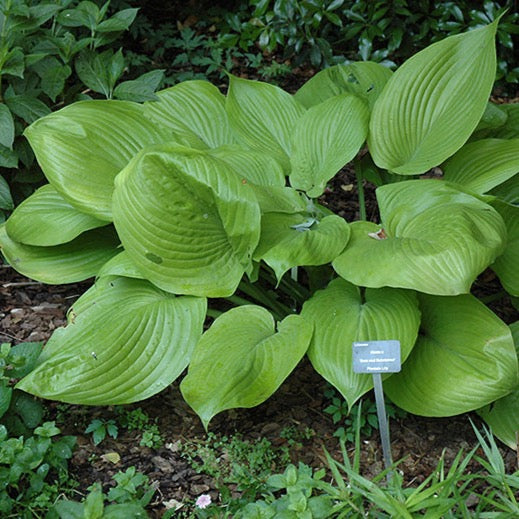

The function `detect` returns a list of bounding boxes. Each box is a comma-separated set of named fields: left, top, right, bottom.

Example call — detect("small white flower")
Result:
left=195, top=494, right=212, bottom=509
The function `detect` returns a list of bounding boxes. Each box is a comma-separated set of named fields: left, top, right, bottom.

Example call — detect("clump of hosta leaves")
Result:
left=1, top=18, right=518, bottom=448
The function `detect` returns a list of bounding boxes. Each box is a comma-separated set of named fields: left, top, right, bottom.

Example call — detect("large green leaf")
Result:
left=491, top=103, right=519, bottom=139
left=97, top=250, right=145, bottom=281
left=294, top=62, right=392, bottom=110
left=0, top=174, right=13, bottom=211
left=289, top=93, right=369, bottom=197
left=442, top=139, right=519, bottom=194
left=490, top=200, right=519, bottom=297
left=180, top=305, right=312, bottom=429
left=24, top=100, right=171, bottom=221
left=6, top=184, right=108, bottom=246
left=384, top=294, right=518, bottom=416
left=0, top=224, right=120, bottom=283
left=226, top=75, right=306, bottom=172
left=301, top=278, right=420, bottom=409
left=368, top=21, right=498, bottom=174
left=333, top=180, right=506, bottom=295
left=143, top=80, right=235, bottom=149
left=254, top=213, right=350, bottom=282
left=17, top=277, right=206, bottom=404
left=478, top=321, right=519, bottom=450
left=112, top=145, right=261, bottom=297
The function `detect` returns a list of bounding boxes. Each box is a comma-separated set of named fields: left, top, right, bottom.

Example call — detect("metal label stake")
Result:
left=353, top=340, right=401, bottom=480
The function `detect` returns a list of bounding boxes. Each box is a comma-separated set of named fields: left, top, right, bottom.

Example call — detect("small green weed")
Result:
left=180, top=431, right=292, bottom=512
left=85, top=418, right=119, bottom=445
left=0, top=421, right=77, bottom=517
left=53, top=466, right=155, bottom=518
left=116, top=406, right=164, bottom=449
left=323, top=385, right=406, bottom=442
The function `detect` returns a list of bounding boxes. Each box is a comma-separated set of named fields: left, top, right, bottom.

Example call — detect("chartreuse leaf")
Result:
left=24, top=100, right=171, bottom=221
left=112, top=145, right=261, bottom=297
left=385, top=294, right=518, bottom=416
left=490, top=200, right=519, bottom=297
left=369, top=21, right=498, bottom=174
left=208, top=146, right=285, bottom=186
left=289, top=93, right=369, bottom=197
left=301, top=278, right=420, bottom=409
left=6, top=184, right=108, bottom=246
left=294, top=62, right=392, bottom=109
left=226, top=75, right=306, bottom=172
left=17, top=277, right=206, bottom=405
left=491, top=103, right=519, bottom=139
left=180, top=306, right=312, bottom=429
left=333, top=180, right=506, bottom=295
left=144, top=81, right=235, bottom=149
left=97, top=250, right=145, bottom=281
left=254, top=213, right=350, bottom=282
left=490, top=174, right=519, bottom=204
left=0, top=224, right=119, bottom=284
left=442, top=139, right=519, bottom=194
left=478, top=322, right=519, bottom=450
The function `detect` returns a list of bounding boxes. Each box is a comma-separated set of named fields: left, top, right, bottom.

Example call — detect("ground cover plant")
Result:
left=0, top=0, right=164, bottom=222
left=0, top=15, right=518, bottom=465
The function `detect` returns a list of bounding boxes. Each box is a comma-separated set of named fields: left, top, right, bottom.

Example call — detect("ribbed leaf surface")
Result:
left=0, top=224, right=119, bottom=283
left=144, top=80, right=235, bottom=148
left=368, top=22, right=498, bottom=174
left=492, top=103, right=519, bottom=139
left=6, top=184, right=107, bottom=246
left=491, top=200, right=519, bottom=296
left=478, top=321, right=519, bottom=450
left=333, top=180, right=506, bottom=295
left=24, top=100, right=170, bottom=220
left=180, top=306, right=312, bottom=428
left=97, top=251, right=145, bottom=281
left=226, top=75, right=306, bottom=172
left=301, top=278, right=420, bottom=409
left=112, top=145, right=261, bottom=297
left=254, top=214, right=350, bottom=281
left=17, top=277, right=206, bottom=404
left=442, top=139, right=519, bottom=194
left=490, top=174, right=519, bottom=204
left=289, top=94, right=369, bottom=197
left=385, top=294, right=518, bottom=416
left=208, top=145, right=285, bottom=186
left=294, top=62, right=392, bottom=109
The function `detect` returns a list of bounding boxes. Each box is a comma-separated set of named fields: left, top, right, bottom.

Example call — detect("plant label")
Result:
left=352, top=340, right=401, bottom=374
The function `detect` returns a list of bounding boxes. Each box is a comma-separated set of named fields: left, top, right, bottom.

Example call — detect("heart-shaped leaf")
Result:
left=0, top=224, right=120, bottom=283
left=289, top=93, right=369, bottom=197
left=24, top=100, right=171, bottom=220
left=478, top=321, right=519, bottom=450
left=333, top=180, right=506, bottom=295
left=369, top=21, right=498, bottom=174
left=442, top=139, right=519, bottom=194
left=6, top=184, right=108, bottom=246
left=384, top=294, right=518, bottom=416
left=226, top=75, right=306, bottom=172
left=294, top=62, right=392, bottom=109
left=301, top=278, right=420, bottom=409
left=180, top=305, right=312, bottom=429
left=17, top=277, right=207, bottom=404
left=490, top=200, right=519, bottom=297
left=254, top=213, right=350, bottom=282
left=112, top=145, right=261, bottom=297
left=144, top=80, right=235, bottom=148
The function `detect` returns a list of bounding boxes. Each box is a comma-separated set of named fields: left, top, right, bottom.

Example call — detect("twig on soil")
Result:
left=2, top=281, right=44, bottom=288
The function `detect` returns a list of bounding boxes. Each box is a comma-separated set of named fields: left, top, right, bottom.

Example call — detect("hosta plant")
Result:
left=1, top=19, right=518, bottom=445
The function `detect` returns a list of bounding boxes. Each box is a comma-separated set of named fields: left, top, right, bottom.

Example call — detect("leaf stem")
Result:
left=355, top=158, right=367, bottom=221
